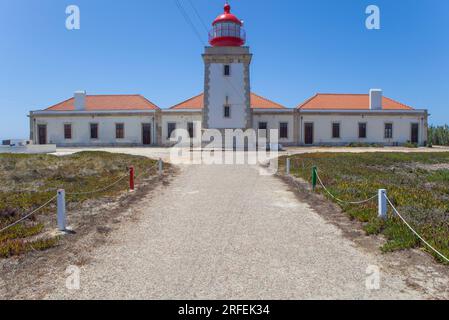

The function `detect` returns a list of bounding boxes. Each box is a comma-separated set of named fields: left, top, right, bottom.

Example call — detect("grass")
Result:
left=0, top=151, right=159, bottom=258
left=282, top=152, right=449, bottom=264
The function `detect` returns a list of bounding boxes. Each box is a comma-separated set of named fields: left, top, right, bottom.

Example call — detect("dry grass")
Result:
left=0, top=151, right=158, bottom=258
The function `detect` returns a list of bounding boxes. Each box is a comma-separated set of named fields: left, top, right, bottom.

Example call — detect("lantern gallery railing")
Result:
left=209, top=25, right=246, bottom=42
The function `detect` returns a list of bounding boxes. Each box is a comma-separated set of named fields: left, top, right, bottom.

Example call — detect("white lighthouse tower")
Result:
left=202, top=2, right=252, bottom=131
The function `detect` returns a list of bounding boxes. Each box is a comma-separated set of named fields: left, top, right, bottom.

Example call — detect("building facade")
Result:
left=29, top=3, right=428, bottom=147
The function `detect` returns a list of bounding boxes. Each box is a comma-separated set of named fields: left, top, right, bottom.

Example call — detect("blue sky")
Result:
left=1, top=0, right=448, bottom=139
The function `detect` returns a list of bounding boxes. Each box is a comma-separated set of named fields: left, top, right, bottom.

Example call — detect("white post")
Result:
left=286, top=158, right=291, bottom=175
left=378, top=189, right=387, bottom=220
left=57, top=189, right=67, bottom=231
left=158, top=159, right=163, bottom=175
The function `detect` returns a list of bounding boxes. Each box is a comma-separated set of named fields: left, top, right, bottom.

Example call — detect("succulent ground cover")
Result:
left=281, top=152, right=449, bottom=264
left=0, top=152, right=158, bottom=258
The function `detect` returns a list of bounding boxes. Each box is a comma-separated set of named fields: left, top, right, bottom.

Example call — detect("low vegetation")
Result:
left=346, top=142, right=385, bottom=148
left=0, top=152, right=158, bottom=258
left=283, top=152, right=449, bottom=264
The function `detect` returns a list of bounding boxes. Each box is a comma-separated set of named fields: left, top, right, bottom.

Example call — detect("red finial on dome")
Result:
left=224, top=2, right=231, bottom=14
left=209, top=2, right=246, bottom=47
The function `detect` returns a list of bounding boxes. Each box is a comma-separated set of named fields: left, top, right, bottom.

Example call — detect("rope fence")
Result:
left=385, top=196, right=449, bottom=263
left=285, top=157, right=449, bottom=263
left=316, top=172, right=378, bottom=205
left=0, top=195, right=57, bottom=234
left=66, top=174, right=129, bottom=196
left=0, top=159, right=165, bottom=234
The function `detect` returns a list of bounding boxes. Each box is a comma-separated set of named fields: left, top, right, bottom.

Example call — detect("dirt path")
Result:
left=29, top=163, right=446, bottom=300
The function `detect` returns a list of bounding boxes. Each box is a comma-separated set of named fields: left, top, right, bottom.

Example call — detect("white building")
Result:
left=29, top=3, right=428, bottom=147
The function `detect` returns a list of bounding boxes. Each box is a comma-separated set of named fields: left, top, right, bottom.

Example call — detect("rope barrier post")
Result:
left=378, top=189, right=387, bottom=220
left=286, top=158, right=291, bottom=175
left=57, top=189, right=66, bottom=232
left=312, top=166, right=317, bottom=191
left=129, top=166, right=135, bottom=192
left=158, top=159, right=163, bottom=176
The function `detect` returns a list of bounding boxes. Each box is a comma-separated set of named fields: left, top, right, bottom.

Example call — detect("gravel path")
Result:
left=46, top=164, right=428, bottom=299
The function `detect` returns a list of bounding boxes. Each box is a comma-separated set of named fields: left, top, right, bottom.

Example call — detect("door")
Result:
left=38, top=125, right=47, bottom=145
left=258, top=122, right=268, bottom=143
left=304, top=123, right=314, bottom=145
left=411, top=123, right=419, bottom=144
left=142, top=124, right=152, bottom=145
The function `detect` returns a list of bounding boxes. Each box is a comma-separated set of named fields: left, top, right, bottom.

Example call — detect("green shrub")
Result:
left=428, top=125, right=449, bottom=146
left=403, top=141, right=418, bottom=148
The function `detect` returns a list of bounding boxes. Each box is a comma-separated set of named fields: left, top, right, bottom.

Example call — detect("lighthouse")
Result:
left=202, top=2, right=252, bottom=131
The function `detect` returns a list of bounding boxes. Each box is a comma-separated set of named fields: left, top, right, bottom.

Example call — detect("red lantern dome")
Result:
left=209, top=2, right=246, bottom=47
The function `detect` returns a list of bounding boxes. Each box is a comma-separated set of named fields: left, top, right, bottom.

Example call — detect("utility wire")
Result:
left=174, top=0, right=250, bottom=111
left=174, top=0, right=206, bottom=46
left=187, top=0, right=210, bottom=33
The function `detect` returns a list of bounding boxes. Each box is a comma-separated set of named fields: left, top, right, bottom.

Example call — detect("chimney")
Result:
left=369, top=89, right=382, bottom=110
left=74, top=91, right=86, bottom=111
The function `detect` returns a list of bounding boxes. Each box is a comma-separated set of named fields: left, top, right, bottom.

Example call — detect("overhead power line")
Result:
left=187, top=0, right=210, bottom=33
left=174, top=0, right=206, bottom=46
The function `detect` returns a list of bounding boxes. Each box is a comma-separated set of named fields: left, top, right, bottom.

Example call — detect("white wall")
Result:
left=299, top=114, right=427, bottom=146
left=0, top=144, right=56, bottom=154
left=161, top=113, right=203, bottom=146
left=207, top=63, right=247, bottom=129
left=252, top=113, right=295, bottom=145
left=32, top=115, right=156, bottom=146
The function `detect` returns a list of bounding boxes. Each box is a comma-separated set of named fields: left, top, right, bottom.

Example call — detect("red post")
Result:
left=129, top=166, right=135, bottom=191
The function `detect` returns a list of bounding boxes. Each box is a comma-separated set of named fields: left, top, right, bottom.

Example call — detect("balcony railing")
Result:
left=208, top=25, right=246, bottom=42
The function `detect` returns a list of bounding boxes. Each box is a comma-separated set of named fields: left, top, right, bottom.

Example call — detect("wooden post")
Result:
left=286, top=158, right=291, bottom=175
left=129, top=166, right=135, bottom=191
left=158, top=159, right=163, bottom=175
left=378, top=189, right=387, bottom=220
left=57, top=189, right=66, bottom=231
left=312, top=166, right=317, bottom=191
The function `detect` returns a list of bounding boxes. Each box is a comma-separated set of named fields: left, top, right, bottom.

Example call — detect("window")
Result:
left=280, top=123, right=288, bottom=139
left=64, top=124, right=72, bottom=140
left=224, top=65, right=230, bottom=76
left=187, top=122, right=194, bottom=139
left=167, top=123, right=177, bottom=139
left=385, top=123, right=393, bottom=139
left=359, top=123, right=367, bottom=139
left=90, top=123, right=98, bottom=139
left=116, top=123, right=124, bottom=139
left=258, top=122, right=268, bottom=130
left=332, top=123, right=340, bottom=139
left=224, top=105, right=231, bottom=118
left=258, top=122, right=268, bottom=138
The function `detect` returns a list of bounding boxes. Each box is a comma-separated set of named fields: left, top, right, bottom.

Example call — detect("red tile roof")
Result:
left=170, top=94, right=204, bottom=110
left=297, top=94, right=414, bottom=110
left=45, top=95, right=160, bottom=111
left=170, top=93, right=287, bottom=110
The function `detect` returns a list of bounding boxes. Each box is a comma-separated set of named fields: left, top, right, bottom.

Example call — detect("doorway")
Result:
left=411, top=123, right=419, bottom=144
left=142, top=123, right=152, bottom=145
left=38, top=125, right=47, bottom=145
left=304, top=123, right=314, bottom=145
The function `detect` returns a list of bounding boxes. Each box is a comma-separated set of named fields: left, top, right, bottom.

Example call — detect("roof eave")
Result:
left=30, top=110, right=158, bottom=115
left=299, top=109, right=427, bottom=114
